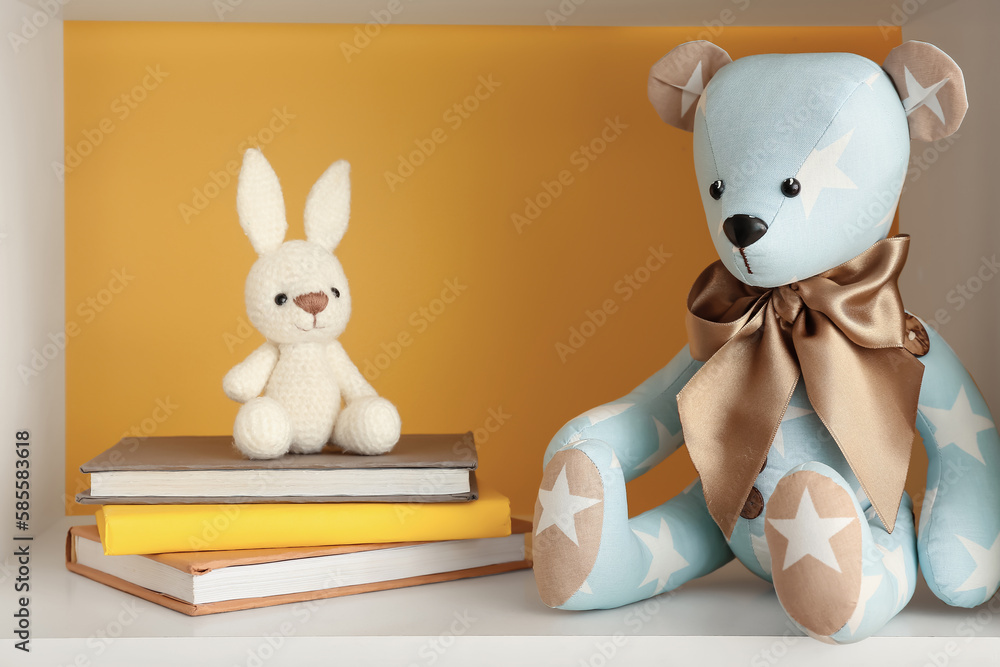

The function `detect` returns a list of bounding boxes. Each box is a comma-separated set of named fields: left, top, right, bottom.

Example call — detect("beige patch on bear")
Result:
left=764, top=470, right=863, bottom=638
left=532, top=448, right=604, bottom=607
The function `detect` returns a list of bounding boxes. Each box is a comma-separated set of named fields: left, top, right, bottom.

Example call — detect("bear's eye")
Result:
left=781, top=178, right=801, bottom=198
left=331, top=287, right=341, bottom=299
left=274, top=293, right=288, bottom=306
left=709, top=180, right=725, bottom=200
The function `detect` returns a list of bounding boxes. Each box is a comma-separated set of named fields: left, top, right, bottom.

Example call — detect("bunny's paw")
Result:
left=334, top=396, right=401, bottom=455
left=233, top=397, right=294, bottom=459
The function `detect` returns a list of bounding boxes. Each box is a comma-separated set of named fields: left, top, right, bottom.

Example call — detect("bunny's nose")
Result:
left=722, top=215, right=768, bottom=248
left=293, top=291, right=329, bottom=316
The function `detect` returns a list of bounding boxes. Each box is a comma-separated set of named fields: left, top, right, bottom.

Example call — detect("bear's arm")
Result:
left=912, top=316, right=1000, bottom=608
left=222, top=342, right=279, bottom=403
left=542, top=345, right=703, bottom=482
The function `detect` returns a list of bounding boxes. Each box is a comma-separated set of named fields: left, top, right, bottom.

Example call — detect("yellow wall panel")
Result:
left=65, top=23, right=903, bottom=517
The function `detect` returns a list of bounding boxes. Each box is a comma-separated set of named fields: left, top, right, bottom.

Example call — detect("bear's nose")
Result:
left=293, top=291, right=329, bottom=316
left=722, top=215, right=768, bottom=248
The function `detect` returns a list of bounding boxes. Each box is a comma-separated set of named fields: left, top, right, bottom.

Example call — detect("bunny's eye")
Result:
left=274, top=293, right=288, bottom=306
left=331, top=287, right=341, bottom=299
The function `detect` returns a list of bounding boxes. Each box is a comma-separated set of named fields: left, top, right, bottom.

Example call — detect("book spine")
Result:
left=99, top=496, right=511, bottom=555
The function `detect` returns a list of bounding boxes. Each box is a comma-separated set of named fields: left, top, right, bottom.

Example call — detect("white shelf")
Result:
left=5, top=516, right=998, bottom=666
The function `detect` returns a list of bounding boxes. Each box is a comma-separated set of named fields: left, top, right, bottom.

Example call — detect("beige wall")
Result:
left=900, top=0, right=1000, bottom=412
left=0, top=3, right=66, bottom=535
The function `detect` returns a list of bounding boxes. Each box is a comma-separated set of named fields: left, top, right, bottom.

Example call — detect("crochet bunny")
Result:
left=223, top=149, right=401, bottom=459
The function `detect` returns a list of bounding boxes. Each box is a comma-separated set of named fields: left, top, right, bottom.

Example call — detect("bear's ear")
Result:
left=647, top=41, right=732, bottom=132
left=883, top=41, right=968, bottom=142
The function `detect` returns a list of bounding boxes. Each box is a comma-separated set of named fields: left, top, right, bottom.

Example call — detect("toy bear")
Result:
left=223, top=149, right=401, bottom=459
left=533, top=40, right=1000, bottom=643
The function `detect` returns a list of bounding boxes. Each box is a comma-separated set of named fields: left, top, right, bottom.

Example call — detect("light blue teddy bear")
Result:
left=532, top=40, right=1000, bottom=643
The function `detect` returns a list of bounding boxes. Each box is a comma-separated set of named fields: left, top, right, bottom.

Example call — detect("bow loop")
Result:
left=678, top=236, right=923, bottom=539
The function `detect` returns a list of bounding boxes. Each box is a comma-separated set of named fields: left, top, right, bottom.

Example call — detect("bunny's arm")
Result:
left=326, top=341, right=379, bottom=402
left=544, top=345, right=703, bottom=481
left=223, top=342, right=280, bottom=403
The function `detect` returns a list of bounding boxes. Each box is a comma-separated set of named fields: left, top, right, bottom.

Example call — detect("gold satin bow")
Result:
left=677, top=235, right=923, bottom=539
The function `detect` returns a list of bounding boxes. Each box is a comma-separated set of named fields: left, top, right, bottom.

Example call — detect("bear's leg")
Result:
left=765, top=462, right=917, bottom=644
left=533, top=439, right=733, bottom=610
left=233, top=397, right=294, bottom=459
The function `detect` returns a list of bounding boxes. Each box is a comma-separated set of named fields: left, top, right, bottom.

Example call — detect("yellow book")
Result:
left=96, top=484, right=511, bottom=556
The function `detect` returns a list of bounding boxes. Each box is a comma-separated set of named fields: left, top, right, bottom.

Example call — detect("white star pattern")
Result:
left=864, top=504, right=879, bottom=523
left=955, top=532, right=1000, bottom=597
left=582, top=403, right=633, bottom=424
left=670, top=60, right=705, bottom=117
left=636, top=417, right=673, bottom=471
left=771, top=406, right=814, bottom=457
left=920, top=386, right=995, bottom=465
left=751, top=532, right=772, bottom=576
left=863, top=71, right=882, bottom=89
left=876, top=544, right=909, bottom=611
left=633, top=518, right=689, bottom=594
left=846, top=574, right=883, bottom=635
left=874, top=194, right=900, bottom=229
left=697, top=86, right=709, bottom=115
left=901, top=66, right=949, bottom=124
left=535, top=465, right=602, bottom=546
left=768, top=487, right=856, bottom=572
left=610, top=451, right=621, bottom=469
left=578, top=579, right=593, bottom=595
left=794, top=129, right=858, bottom=219
left=919, top=486, right=937, bottom=534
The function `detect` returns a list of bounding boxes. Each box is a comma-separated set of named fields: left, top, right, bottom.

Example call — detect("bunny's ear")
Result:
left=648, top=41, right=732, bottom=132
left=304, top=159, right=351, bottom=252
left=237, top=149, right=287, bottom=255
left=883, top=41, right=968, bottom=142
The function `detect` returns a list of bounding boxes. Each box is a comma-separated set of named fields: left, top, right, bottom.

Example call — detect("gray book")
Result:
left=77, top=433, right=478, bottom=504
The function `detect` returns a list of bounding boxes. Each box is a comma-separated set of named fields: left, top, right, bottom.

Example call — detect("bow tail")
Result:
left=795, top=324, right=924, bottom=534
left=678, top=309, right=800, bottom=538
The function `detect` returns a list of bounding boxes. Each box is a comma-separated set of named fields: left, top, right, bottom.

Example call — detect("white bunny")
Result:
left=223, top=149, right=401, bottom=459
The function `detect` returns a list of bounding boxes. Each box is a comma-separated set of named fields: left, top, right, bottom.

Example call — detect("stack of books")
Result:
left=67, top=433, right=530, bottom=615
